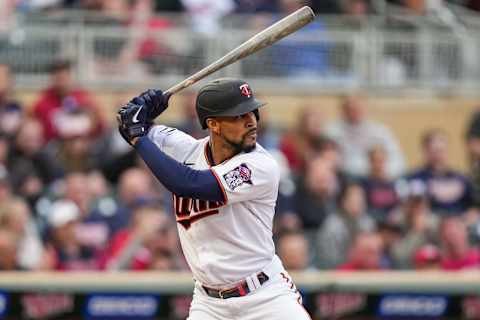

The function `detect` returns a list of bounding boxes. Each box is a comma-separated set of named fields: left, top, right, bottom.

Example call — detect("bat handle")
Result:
left=164, top=78, right=197, bottom=97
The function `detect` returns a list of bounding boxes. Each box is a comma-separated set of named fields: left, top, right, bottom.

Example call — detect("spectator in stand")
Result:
left=316, top=182, right=375, bottom=269
left=325, top=95, right=405, bottom=178
left=279, top=0, right=309, bottom=12
left=294, top=154, right=338, bottom=233
left=234, top=0, right=278, bottom=12
left=0, top=198, right=46, bottom=270
left=45, top=108, right=98, bottom=173
left=466, top=0, right=480, bottom=11
left=279, top=105, right=326, bottom=174
left=341, top=0, right=370, bottom=16
left=181, top=0, right=235, bottom=36
left=7, top=118, right=62, bottom=208
left=376, top=221, right=402, bottom=269
left=13, top=0, right=64, bottom=12
left=256, top=107, right=281, bottom=151
left=360, top=145, right=400, bottom=223
left=176, top=91, right=206, bottom=139
left=45, top=200, right=102, bottom=271
left=104, top=201, right=177, bottom=270
left=81, top=0, right=132, bottom=75
left=92, top=127, right=137, bottom=184
left=0, top=89, right=13, bottom=204
left=271, top=149, right=300, bottom=233
left=464, top=109, right=480, bottom=243
left=31, top=59, right=105, bottom=142
left=123, top=0, right=178, bottom=76
left=0, top=168, right=11, bottom=205
left=440, top=217, right=480, bottom=270
left=0, top=228, right=20, bottom=270
left=91, top=93, right=139, bottom=184
left=276, top=231, right=312, bottom=271
left=153, top=0, right=184, bottom=12
left=112, top=167, right=163, bottom=232
left=390, top=181, right=439, bottom=269
left=407, top=129, right=475, bottom=217
left=465, top=108, right=480, bottom=206
left=58, top=172, right=119, bottom=250
left=337, top=232, right=385, bottom=270
left=309, top=0, right=341, bottom=13
left=315, top=136, right=352, bottom=192
left=0, top=134, right=8, bottom=177
left=413, top=244, right=441, bottom=270
left=0, top=63, right=23, bottom=137
left=0, top=1, right=16, bottom=31
left=273, top=0, right=330, bottom=77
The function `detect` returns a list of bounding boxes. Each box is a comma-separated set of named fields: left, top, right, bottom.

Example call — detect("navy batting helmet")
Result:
left=196, top=78, right=266, bottom=129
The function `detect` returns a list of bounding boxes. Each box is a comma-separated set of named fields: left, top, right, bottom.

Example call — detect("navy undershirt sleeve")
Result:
left=134, top=136, right=225, bottom=202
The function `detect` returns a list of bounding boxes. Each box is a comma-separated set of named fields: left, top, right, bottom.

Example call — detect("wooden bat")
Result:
left=164, top=6, right=315, bottom=97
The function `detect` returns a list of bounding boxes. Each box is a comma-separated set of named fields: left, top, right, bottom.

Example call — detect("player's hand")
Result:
left=117, top=101, right=151, bottom=145
left=131, top=89, right=171, bottom=121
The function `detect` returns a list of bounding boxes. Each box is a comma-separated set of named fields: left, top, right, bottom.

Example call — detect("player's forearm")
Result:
left=134, top=136, right=225, bottom=202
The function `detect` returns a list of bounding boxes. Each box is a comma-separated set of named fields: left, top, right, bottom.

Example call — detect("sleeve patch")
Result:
left=223, top=163, right=252, bottom=190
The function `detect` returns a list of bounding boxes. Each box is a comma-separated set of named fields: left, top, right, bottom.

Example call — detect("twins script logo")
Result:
left=239, top=84, right=252, bottom=98
left=173, top=195, right=224, bottom=229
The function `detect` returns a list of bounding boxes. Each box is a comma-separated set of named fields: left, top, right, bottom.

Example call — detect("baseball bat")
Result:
left=163, top=6, right=315, bottom=97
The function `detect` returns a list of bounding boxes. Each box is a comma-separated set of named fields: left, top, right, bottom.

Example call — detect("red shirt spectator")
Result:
left=102, top=203, right=177, bottom=271
left=32, top=60, right=104, bottom=142
left=103, top=229, right=150, bottom=270
left=413, top=244, right=441, bottom=270
left=441, top=248, right=480, bottom=270
left=279, top=106, right=326, bottom=174
left=440, top=217, right=480, bottom=270
left=336, top=232, right=384, bottom=271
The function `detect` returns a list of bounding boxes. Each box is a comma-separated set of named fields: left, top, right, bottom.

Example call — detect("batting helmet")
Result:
left=196, top=78, right=266, bottom=129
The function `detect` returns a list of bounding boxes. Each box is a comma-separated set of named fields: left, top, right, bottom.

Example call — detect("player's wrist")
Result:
left=131, top=136, right=140, bottom=145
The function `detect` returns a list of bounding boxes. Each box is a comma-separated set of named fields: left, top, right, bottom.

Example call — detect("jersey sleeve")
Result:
left=210, top=151, right=280, bottom=205
left=147, top=125, right=198, bottom=161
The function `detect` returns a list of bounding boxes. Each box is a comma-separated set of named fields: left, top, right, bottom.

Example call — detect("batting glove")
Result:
left=117, top=102, right=152, bottom=145
left=131, top=89, right=171, bottom=121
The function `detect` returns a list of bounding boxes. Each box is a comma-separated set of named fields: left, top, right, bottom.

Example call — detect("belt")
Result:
left=202, top=272, right=269, bottom=299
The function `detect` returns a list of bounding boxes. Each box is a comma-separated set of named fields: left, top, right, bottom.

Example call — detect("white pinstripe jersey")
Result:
left=147, top=125, right=279, bottom=287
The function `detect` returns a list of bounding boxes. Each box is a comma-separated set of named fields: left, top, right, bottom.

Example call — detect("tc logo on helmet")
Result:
left=239, top=84, right=252, bottom=98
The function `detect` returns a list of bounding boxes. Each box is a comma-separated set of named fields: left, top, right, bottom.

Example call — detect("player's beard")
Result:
left=224, top=130, right=256, bottom=154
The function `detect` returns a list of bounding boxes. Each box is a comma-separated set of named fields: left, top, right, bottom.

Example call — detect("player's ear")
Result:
left=207, top=118, right=220, bottom=134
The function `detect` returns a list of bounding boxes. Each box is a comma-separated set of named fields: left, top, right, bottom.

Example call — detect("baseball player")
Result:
left=117, top=78, right=311, bottom=320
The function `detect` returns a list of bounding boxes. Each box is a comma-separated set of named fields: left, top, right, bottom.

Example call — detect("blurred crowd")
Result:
left=1, top=56, right=480, bottom=275
left=3, top=0, right=480, bottom=16
left=1, top=0, right=475, bottom=85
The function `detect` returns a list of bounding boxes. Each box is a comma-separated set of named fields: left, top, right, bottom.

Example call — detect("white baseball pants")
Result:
left=187, top=257, right=312, bottom=320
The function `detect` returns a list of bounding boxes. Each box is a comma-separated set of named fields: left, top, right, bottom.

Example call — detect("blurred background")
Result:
left=1, top=0, right=480, bottom=319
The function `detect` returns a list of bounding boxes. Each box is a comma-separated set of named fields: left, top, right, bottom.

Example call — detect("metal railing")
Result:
left=1, top=12, right=480, bottom=95
left=0, top=270, right=478, bottom=294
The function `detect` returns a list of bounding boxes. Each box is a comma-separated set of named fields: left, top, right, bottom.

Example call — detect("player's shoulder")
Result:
left=148, top=125, right=199, bottom=144
left=148, top=124, right=186, bottom=138
left=147, top=125, right=205, bottom=159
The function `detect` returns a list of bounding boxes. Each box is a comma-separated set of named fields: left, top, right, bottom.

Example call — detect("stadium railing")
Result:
left=0, top=270, right=478, bottom=294
left=1, top=12, right=480, bottom=95
left=0, top=271, right=478, bottom=319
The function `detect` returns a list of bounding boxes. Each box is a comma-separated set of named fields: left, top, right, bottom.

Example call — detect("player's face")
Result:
left=216, top=111, right=258, bottom=153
